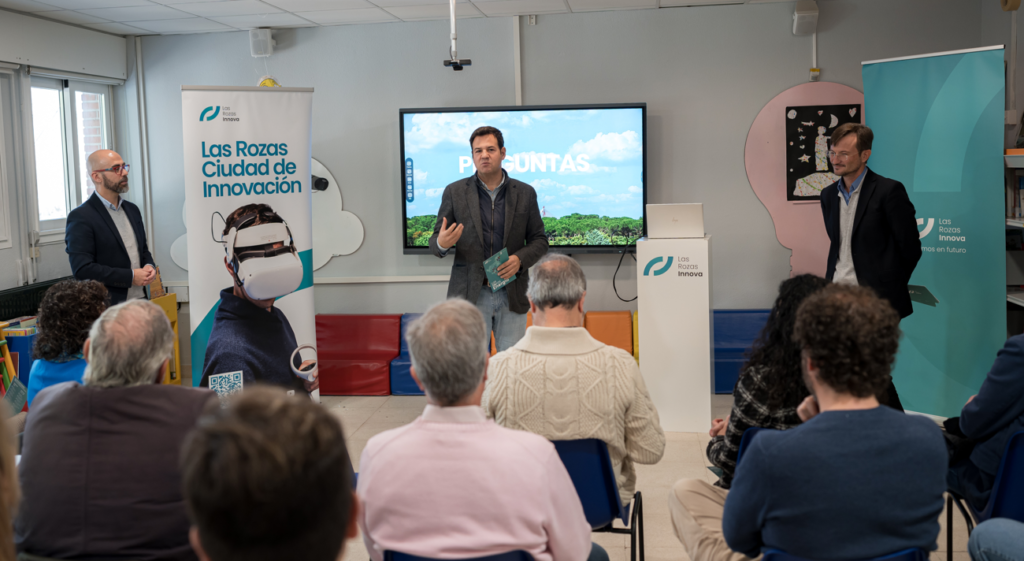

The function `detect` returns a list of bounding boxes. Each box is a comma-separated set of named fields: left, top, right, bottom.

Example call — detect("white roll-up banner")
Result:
left=181, top=86, right=318, bottom=401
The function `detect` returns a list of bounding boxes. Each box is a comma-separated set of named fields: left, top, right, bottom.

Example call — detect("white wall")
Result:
left=122, top=1, right=1005, bottom=311
left=0, top=11, right=126, bottom=80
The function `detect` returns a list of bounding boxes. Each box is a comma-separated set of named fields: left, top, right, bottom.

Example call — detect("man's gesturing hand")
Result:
left=497, top=254, right=521, bottom=279
left=437, top=217, right=464, bottom=250
left=133, top=268, right=152, bottom=286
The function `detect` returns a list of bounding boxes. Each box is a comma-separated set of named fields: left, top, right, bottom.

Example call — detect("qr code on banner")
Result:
left=209, top=371, right=243, bottom=400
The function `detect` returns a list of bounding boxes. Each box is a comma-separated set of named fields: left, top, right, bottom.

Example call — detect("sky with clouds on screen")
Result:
left=402, top=108, right=644, bottom=219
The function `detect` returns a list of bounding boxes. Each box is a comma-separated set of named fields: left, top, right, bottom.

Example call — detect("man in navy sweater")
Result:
left=949, top=334, right=1024, bottom=512
left=200, top=205, right=318, bottom=396
left=669, top=285, right=947, bottom=561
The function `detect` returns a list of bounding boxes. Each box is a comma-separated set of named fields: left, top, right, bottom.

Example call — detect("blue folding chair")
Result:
left=553, top=439, right=643, bottom=561
left=384, top=551, right=533, bottom=561
left=762, top=548, right=927, bottom=561
left=947, top=430, right=1024, bottom=561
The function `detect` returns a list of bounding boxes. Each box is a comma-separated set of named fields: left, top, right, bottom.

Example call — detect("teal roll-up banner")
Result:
left=862, top=47, right=1005, bottom=417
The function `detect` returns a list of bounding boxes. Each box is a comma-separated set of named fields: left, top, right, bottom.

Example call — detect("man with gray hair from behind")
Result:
left=483, top=254, right=666, bottom=508
left=358, top=298, right=607, bottom=561
left=16, top=299, right=216, bottom=561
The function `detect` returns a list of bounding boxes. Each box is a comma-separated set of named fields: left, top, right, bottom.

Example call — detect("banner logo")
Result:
left=917, top=217, right=935, bottom=239
left=200, top=106, right=221, bottom=122
left=643, top=256, right=674, bottom=276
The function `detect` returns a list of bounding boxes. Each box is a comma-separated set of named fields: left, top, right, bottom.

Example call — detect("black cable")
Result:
left=613, top=238, right=638, bottom=303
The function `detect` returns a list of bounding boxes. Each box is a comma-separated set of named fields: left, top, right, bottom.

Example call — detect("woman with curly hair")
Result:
left=27, top=280, right=108, bottom=406
left=705, top=274, right=829, bottom=488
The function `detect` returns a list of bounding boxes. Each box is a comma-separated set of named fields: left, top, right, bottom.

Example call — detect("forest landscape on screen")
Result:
left=401, top=105, right=646, bottom=252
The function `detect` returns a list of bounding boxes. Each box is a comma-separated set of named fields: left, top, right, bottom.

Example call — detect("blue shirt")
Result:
left=26, top=358, right=86, bottom=407
left=722, top=406, right=947, bottom=559
left=839, top=167, right=868, bottom=205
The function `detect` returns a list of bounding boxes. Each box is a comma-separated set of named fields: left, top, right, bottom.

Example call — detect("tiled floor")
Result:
left=324, top=394, right=971, bottom=561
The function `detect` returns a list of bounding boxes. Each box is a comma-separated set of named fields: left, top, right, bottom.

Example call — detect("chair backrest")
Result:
left=987, top=430, right=1024, bottom=521
left=385, top=551, right=533, bottom=561
left=762, top=548, right=928, bottom=561
left=735, top=427, right=769, bottom=465
left=552, top=439, right=626, bottom=528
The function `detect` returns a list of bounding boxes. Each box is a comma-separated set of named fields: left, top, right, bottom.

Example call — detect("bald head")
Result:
left=87, top=150, right=128, bottom=195
left=83, top=299, right=174, bottom=388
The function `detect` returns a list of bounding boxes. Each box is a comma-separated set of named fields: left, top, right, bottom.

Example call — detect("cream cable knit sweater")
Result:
left=483, top=326, right=666, bottom=506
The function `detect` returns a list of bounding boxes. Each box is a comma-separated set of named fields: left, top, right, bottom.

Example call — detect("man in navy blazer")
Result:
left=949, top=334, right=1024, bottom=512
left=820, top=124, right=922, bottom=411
left=65, top=150, right=156, bottom=305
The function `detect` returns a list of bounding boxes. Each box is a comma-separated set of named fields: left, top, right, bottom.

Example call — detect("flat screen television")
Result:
left=399, top=103, right=647, bottom=255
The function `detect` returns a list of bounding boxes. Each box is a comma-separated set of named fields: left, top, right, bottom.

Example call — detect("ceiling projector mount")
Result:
left=444, top=0, right=471, bottom=71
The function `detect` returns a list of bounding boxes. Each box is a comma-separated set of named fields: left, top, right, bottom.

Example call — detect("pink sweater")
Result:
left=357, top=405, right=592, bottom=561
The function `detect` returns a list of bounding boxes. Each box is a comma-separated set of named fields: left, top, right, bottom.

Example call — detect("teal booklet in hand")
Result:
left=484, top=248, right=515, bottom=292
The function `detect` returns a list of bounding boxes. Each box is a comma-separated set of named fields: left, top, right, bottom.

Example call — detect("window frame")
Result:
left=28, top=76, right=114, bottom=245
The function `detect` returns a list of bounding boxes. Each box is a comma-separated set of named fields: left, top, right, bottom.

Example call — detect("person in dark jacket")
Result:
left=65, top=150, right=156, bottom=305
left=200, top=204, right=318, bottom=395
left=16, top=299, right=217, bottom=561
left=429, top=126, right=549, bottom=352
left=949, top=334, right=1024, bottom=512
left=820, top=123, right=922, bottom=412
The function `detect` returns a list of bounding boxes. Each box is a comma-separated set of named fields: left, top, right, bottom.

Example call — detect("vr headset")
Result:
left=217, top=211, right=303, bottom=300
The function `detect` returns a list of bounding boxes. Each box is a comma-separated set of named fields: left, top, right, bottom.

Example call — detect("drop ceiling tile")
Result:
left=85, top=20, right=154, bottom=32
left=209, top=11, right=315, bottom=26
left=372, top=0, right=466, bottom=7
left=79, top=4, right=191, bottom=20
left=382, top=2, right=480, bottom=19
left=0, top=0, right=62, bottom=12
left=151, top=0, right=229, bottom=5
left=567, top=0, right=651, bottom=11
left=39, top=9, right=111, bottom=22
left=296, top=6, right=394, bottom=23
left=33, top=0, right=150, bottom=8
left=659, top=0, right=741, bottom=5
left=264, top=0, right=371, bottom=11
left=173, top=0, right=279, bottom=16
left=472, top=0, right=565, bottom=15
left=128, top=15, right=232, bottom=29
left=127, top=15, right=232, bottom=29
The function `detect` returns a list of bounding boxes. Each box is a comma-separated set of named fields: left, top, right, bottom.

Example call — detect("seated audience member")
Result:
left=27, top=279, right=108, bottom=406
left=16, top=300, right=216, bottom=561
left=968, top=518, right=1024, bottom=561
left=358, top=299, right=601, bottom=561
left=483, top=254, right=665, bottom=506
left=0, top=405, right=18, bottom=561
left=706, top=274, right=829, bottom=489
left=181, top=386, right=359, bottom=561
left=948, top=333, right=1024, bottom=512
left=670, top=285, right=947, bottom=561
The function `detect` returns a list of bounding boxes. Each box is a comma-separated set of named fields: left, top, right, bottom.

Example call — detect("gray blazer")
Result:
left=429, top=176, right=548, bottom=314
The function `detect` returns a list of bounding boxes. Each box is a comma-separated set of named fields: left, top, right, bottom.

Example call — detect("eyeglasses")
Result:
left=93, top=163, right=130, bottom=174
left=827, top=151, right=855, bottom=161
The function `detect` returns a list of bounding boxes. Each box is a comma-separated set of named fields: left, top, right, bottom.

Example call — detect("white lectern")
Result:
left=636, top=235, right=713, bottom=433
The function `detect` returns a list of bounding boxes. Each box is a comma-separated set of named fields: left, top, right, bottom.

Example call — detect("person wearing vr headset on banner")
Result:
left=200, top=204, right=318, bottom=395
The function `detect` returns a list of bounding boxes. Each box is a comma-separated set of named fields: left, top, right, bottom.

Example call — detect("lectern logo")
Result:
left=200, top=106, right=220, bottom=122
left=643, top=256, right=674, bottom=276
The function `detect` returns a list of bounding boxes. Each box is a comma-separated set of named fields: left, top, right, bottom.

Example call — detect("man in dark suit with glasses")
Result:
left=65, top=150, right=156, bottom=305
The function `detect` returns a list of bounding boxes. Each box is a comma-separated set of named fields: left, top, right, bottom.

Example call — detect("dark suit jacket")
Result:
left=954, top=334, right=1024, bottom=511
left=65, top=192, right=155, bottom=305
left=16, top=382, right=216, bottom=561
left=429, top=176, right=549, bottom=314
left=820, top=169, right=922, bottom=318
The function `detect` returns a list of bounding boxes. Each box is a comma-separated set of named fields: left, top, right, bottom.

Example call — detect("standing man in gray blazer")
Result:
left=430, top=126, right=548, bottom=352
